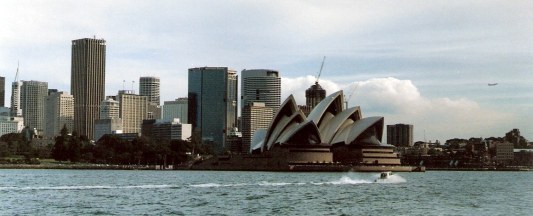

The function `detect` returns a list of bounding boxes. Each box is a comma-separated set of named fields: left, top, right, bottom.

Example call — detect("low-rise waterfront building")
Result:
left=141, top=118, right=191, bottom=141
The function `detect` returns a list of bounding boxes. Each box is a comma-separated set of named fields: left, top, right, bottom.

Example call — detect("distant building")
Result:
left=45, top=91, right=74, bottom=138
left=241, top=102, right=273, bottom=153
left=241, top=69, right=281, bottom=113
left=304, top=81, right=326, bottom=115
left=495, top=141, right=514, bottom=165
left=226, top=128, right=243, bottom=153
left=141, top=118, right=192, bottom=141
left=71, top=37, right=106, bottom=139
left=11, top=80, right=22, bottom=117
left=94, top=118, right=123, bottom=141
left=0, top=76, right=4, bottom=107
left=100, top=98, right=120, bottom=119
left=0, top=107, right=24, bottom=137
left=94, top=97, right=124, bottom=141
left=386, top=124, right=414, bottom=147
left=21, top=80, right=48, bottom=134
left=162, top=98, right=188, bottom=123
left=505, top=128, right=529, bottom=148
left=514, top=149, right=533, bottom=166
left=118, top=90, right=148, bottom=134
left=147, top=104, right=161, bottom=120
left=139, top=76, right=160, bottom=106
left=188, top=67, right=238, bottom=153
left=113, top=132, right=139, bottom=142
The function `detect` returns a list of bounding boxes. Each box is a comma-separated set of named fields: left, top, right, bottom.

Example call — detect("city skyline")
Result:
left=1, top=1, right=532, bottom=142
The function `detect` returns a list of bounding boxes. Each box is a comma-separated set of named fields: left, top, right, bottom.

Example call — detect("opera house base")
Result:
left=188, top=145, right=424, bottom=172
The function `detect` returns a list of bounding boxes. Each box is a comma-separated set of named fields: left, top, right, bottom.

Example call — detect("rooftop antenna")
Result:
left=14, top=61, right=20, bottom=82
left=122, top=80, right=125, bottom=91
left=315, top=56, right=326, bottom=84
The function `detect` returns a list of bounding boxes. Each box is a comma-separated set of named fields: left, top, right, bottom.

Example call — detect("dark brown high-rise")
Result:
left=71, top=38, right=106, bottom=139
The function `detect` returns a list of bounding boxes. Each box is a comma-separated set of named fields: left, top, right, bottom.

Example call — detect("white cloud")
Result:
left=282, top=76, right=518, bottom=142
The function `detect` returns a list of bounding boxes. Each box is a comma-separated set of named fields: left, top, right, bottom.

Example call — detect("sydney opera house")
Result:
left=192, top=90, right=421, bottom=172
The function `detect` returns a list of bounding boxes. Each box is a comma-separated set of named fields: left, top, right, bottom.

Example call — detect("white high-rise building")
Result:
left=45, top=91, right=74, bottom=138
left=118, top=90, right=148, bottom=134
left=241, top=69, right=281, bottom=113
left=162, top=98, right=188, bottom=123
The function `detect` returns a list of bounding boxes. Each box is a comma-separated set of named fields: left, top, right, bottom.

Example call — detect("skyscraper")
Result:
left=241, top=69, right=281, bottom=113
left=188, top=67, right=238, bottom=153
left=139, top=76, right=160, bottom=105
left=71, top=38, right=106, bottom=139
left=0, top=76, right=5, bottom=107
left=21, top=80, right=48, bottom=133
left=45, top=91, right=74, bottom=138
left=386, top=124, right=414, bottom=147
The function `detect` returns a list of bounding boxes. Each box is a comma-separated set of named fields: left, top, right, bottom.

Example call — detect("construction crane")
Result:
left=344, top=82, right=359, bottom=108
left=14, top=61, right=20, bottom=82
left=315, top=56, right=326, bottom=84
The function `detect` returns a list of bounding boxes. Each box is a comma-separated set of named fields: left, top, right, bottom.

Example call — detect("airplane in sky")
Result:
left=488, top=83, right=498, bottom=86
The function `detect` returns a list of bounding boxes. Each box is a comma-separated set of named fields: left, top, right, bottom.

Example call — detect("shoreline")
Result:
left=1, top=163, right=531, bottom=171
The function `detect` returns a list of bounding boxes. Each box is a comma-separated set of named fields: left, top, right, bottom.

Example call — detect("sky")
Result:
left=1, top=0, right=532, bottom=143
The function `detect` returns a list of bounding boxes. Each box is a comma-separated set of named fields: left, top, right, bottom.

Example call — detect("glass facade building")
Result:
left=188, top=67, right=238, bottom=153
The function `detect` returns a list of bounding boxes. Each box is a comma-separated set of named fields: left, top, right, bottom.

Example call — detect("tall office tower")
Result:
left=21, top=80, right=48, bottom=133
left=188, top=67, right=238, bottom=153
left=241, top=69, right=281, bottom=113
left=0, top=76, right=4, bottom=107
left=118, top=90, right=148, bottom=134
left=71, top=38, right=106, bottom=139
left=241, top=102, right=273, bottom=153
left=139, top=76, right=160, bottom=105
left=162, top=98, right=188, bottom=122
left=100, top=98, right=120, bottom=119
left=45, top=91, right=74, bottom=138
left=386, top=124, right=414, bottom=147
left=305, top=81, right=326, bottom=113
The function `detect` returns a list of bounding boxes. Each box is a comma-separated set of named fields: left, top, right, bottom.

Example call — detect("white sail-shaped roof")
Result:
left=331, top=116, right=384, bottom=145
left=307, top=90, right=344, bottom=127
left=320, top=106, right=362, bottom=144
left=251, top=128, right=267, bottom=153
left=263, top=95, right=299, bottom=149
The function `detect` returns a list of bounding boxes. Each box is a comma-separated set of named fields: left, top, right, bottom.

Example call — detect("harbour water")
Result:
left=1, top=169, right=532, bottom=215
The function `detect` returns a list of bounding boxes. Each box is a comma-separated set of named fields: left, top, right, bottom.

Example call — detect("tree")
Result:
left=68, top=134, right=81, bottom=163
left=52, top=134, right=68, bottom=161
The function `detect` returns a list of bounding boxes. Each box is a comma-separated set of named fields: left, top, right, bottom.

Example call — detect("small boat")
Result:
left=375, top=171, right=393, bottom=182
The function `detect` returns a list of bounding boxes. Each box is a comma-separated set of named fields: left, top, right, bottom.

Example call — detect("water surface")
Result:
left=1, top=170, right=531, bottom=215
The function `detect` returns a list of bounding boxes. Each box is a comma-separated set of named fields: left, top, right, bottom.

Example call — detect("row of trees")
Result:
left=0, top=131, right=51, bottom=163
left=50, top=126, right=212, bottom=165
